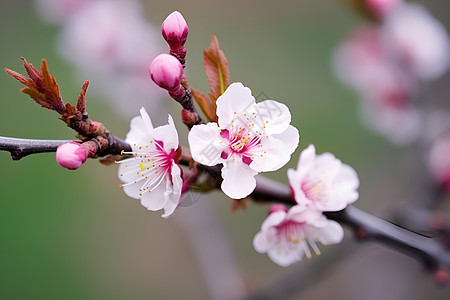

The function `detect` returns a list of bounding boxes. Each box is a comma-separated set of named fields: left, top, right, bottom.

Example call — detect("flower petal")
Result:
left=125, top=115, right=153, bottom=148
left=267, top=246, right=302, bottom=267
left=140, top=181, right=167, bottom=211
left=249, top=136, right=292, bottom=172
left=216, top=82, right=256, bottom=130
left=255, top=100, right=291, bottom=134
left=162, top=163, right=183, bottom=218
left=152, top=114, right=179, bottom=152
left=316, top=220, right=344, bottom=245
left=188, top=123, right=227, bottom=166
left=272, top=125, right=300, bottom=154
left=221, top=159, right=258, bottom=199
left=296, top=144, right=316, bottom=171
left=139, top=107, right=154, bottom=131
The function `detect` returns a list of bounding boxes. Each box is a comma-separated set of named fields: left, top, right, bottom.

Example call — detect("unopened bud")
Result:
left=268, top=204, right=288, bottom=214
left=365, top=0, right=402, bottom=18
left=161, top=11, right=189, bottom=50
left=56, top=142, right=88, bottom=170
left=150, top=53, right=183, bottom=91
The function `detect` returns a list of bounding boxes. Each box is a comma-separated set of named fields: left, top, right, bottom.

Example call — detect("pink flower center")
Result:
left=301, top=180, right=325, bottom=202
left=118, top=139, right=177, bottom=195
left=276, top=220, right=305, bottom=244
left=220, top=128, right=262, bottom=165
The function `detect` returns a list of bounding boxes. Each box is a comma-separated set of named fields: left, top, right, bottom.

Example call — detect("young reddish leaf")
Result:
left=5, top=57, right=65, bottom=114
left=203, top=35, right=230, bottom=102
left=76, top=81, right=89, bottom=113
left=230, top=198, right=248, bottom=213
left=192, top=87, right=217, bottom=122
left=4, top=68, right=34, bottom=88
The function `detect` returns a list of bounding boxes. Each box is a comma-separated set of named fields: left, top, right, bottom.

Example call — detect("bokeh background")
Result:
left=1, top=0, right=449, bottom=299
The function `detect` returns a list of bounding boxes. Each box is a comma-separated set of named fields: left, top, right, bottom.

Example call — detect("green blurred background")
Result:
left=1, top=0, right=450, bottom=299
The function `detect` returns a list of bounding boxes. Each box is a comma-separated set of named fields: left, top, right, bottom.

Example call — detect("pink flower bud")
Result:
left=365, top=0, right=402, bottom=18
left=268, top=204, right=288, bottom=214
left=56, top=142, right=88, bottom=170
left=150, top=53, right=183, bottom=91
left=161, top=11, right=189, bottom=50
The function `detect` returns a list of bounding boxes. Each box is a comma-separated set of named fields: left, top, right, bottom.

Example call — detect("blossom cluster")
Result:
left=52, top=9, right=360, bottom=267
left=253, top=145, right=359, bottom=266
left=334, top=1, right=450, bottom=145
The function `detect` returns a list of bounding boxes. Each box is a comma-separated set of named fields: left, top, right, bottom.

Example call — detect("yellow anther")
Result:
left=139, top=163, right=152, bottom=171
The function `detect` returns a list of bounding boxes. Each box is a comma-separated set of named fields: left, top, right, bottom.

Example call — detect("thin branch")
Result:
left=1, top=136, right=449, bottom=281
left=250, top=175, right=450, bottom=278
left=0, top=136, right=71, bottom=160
left=0, top=135, right=131, bottom=161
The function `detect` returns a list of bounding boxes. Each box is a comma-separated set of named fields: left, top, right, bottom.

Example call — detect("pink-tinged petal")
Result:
left=287, top=205, right=324, bottom=224
left=161, top=163, right=183, bottom=218
left=253, top=231, right=274, bottom=253
left=332, top=164, right=360, bottom=204
left=272, top=125, right=300, bottom=154
left=267, top=246, right=302, bottom=267
left=296, top=144, right=316, bottom=171
left=216, top=82, right=256, bottom=130
left=249, top=136, right=291, bottom=172
left=188, top=123, right=227, bottom=166
left=221, top=160, right=258, bottom=199
left=316, top=220, right=344, bottom=245
left=152, top=114, right=179, bottom=152
left=261, top=210, right=287, bottom=231
left=139, top=107, right=154, bottom=131
left=287, top=168, right=302, bottom=201
left=140, top=181, right=167, bottom=211
left=255, top=100, right=291, bottom=134
left=313, top=153, right=343, bottom=181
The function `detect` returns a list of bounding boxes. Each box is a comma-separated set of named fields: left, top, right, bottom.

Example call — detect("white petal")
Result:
left=216, top=82, right=256, bottom=130
left=253, top=232, right=272, bottom=253
left=315, top=220, right=344, bottom=245
left=255, top=100, right=291, bottom=134
left=139, top=107, right=154, bottom=131
left=188, top=123, right=227, bottom=166
left=260, top=210, right=287, bottom=231
left=296, top=144, right=316, bottom=170
left=249, top=136, right=291, bottom=172
left=118, top=158, right=141, bottom=183
left=161, top=163, right=183, bottom=218
left=122, top=178, right=142, bottom=199
left=126, top=115, right=153, bottom=147
left=221, top=159, right=258, bottom=199
left=272, top=125, right=300, bottom=154
left=152, top=115, right=179, bottom=152
left=140, top=181, right=166, bottom=211
left=267, top=246, right=302, bottom=267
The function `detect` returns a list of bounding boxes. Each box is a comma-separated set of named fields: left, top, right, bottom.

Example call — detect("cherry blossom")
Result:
left=253, top=204, right=344, bottom=267
left=117, top=107, right=183, bottom=218
left=383, top=3, right=450, bottom=81
left=287, top=145, right=359, bottom=212
left=188, top=82, right=299, bottom=199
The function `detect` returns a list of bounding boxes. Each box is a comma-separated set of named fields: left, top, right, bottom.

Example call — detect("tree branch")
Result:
left=1, top=136, right=449, bottom=281
left=0, top=135, right=131, bottom=161
left=0, top=136, right=71, bottom=160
